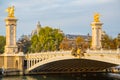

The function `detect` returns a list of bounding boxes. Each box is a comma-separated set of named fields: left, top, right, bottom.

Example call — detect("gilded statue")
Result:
left=94, top=13, right=100, bottom=22
left=6, top=6, right=15, bottom=17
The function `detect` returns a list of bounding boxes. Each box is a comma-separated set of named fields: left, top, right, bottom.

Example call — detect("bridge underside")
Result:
left=29, top=59, right=117, bottom=73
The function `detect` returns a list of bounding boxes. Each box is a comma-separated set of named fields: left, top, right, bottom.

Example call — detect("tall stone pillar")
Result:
left=3, top=6, right=24, bottom=74
left=91, top=13, right=103, bottom=50
left=5, top=17, right=18, bottom=53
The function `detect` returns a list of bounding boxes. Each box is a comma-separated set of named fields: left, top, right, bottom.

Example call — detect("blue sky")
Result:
left=0, top=0, right=120, bottom=39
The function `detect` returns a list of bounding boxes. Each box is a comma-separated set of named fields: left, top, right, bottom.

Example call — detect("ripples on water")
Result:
left=1, top=73, right=120, bottom=80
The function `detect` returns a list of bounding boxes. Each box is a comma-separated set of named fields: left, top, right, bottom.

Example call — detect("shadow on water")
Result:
left=1, top=73, right=120, bottom=80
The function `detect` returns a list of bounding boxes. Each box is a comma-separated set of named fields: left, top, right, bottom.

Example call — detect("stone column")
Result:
left=91, top=22, right=103, bottom=50
left=5, top=17, right=18, bottom=54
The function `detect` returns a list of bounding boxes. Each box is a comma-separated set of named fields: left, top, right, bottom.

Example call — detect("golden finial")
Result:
left=6, top=6, right=15, bottom=18
left=93, top=13, right=100, bottom=22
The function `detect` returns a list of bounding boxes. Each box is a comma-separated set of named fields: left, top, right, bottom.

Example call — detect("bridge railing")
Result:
left=25, top=51, right=71, bottom=59
left=86, top=49, right=120, bottom=54
left=25, top=51, right=72, bottom=70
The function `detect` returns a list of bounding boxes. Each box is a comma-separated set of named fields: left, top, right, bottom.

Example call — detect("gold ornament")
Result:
left=94, top=13, right=100, bottom=22
left=6, top=6, right=15, bottom=18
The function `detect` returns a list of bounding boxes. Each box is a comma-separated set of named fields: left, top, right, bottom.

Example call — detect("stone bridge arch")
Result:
left=26, top=54, right=119, bottom=73
left=26, top=54, right=75, bottom=72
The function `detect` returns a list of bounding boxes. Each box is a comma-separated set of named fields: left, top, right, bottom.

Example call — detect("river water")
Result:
left=1, top=73, right=120, bottom=80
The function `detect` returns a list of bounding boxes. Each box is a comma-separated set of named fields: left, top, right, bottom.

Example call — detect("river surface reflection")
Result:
left=1, top=73, right=120, bottom=80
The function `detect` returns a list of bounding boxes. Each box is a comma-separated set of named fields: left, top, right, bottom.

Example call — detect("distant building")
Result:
left=61, top=34, right=91, bottom=49
left=58, top=29, right=64, bottom=35
left=31, top=21, right=41, bottom=36
left=65, top=34, right=91, bottom=41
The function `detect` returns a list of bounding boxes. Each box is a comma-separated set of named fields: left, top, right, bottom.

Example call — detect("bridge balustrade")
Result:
left=25, top=51, right=71, bottom=70
left=86, top=49, right=120, bottom=54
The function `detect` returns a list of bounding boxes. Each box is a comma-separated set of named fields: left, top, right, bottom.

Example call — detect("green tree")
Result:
left=0, top=36, right=6, bottom=53
left=31, top=26, right=64, bottom=52
left=109, top=34, right=120, bottom=49
left=75, top=36, right=84, bottom=48
left=101, top=33, right=120, bottom=49
left=31, top=35, right=40, bottom=52
left=101, top=34, right=118, bottom=49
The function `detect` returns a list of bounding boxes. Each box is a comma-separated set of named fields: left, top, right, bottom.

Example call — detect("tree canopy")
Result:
left=101, top=34, right=119, bottom=49
left=31, top=26, right=64, bottom=52
left=59, top=37, right=70, bottom=50
left=75, top=36, right=84, bottom=48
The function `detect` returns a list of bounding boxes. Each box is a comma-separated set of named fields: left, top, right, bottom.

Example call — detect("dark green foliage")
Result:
left=0, top=36, right=6, bottom=53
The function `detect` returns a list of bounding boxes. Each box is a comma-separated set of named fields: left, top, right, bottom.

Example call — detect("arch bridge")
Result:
left=25, top=50, right=120, bottom=73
